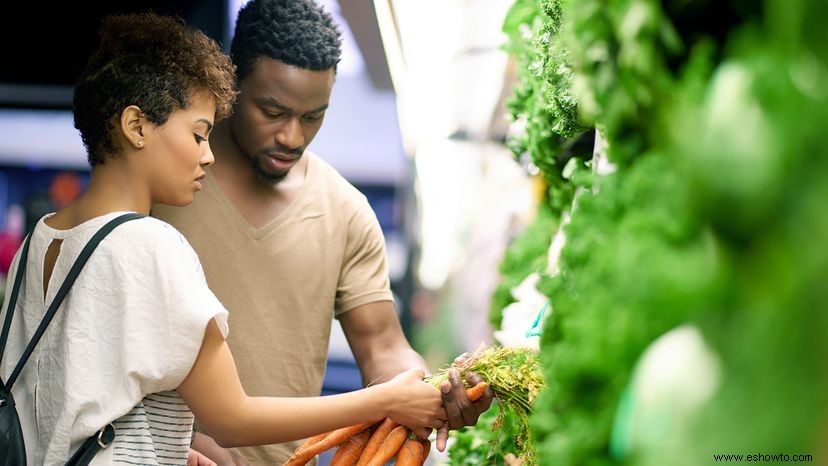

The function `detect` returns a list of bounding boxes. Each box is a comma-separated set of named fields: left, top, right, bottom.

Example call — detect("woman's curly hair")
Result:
left=231, top=0, right=342, bottom=81
left=73, top=13, right=238, bottom=166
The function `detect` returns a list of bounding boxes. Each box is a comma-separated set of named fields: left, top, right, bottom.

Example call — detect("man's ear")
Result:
left=120, top=105, right=146, bottom=149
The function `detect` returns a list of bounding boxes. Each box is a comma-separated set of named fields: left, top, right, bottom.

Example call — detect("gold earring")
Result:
left=137, top=140, right=144, bottom=147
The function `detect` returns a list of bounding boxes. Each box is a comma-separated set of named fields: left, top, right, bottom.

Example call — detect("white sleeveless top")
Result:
left=0, top=212, right=229, bottom=465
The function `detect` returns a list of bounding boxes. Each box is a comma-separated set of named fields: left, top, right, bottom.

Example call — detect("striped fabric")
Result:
left=111, top=391, right=193, bottom=465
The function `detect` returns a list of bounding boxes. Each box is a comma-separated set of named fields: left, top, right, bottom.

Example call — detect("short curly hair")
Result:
left=73, top=13, right=238, bottom=166
left=231, top=0, right=342, bottom=81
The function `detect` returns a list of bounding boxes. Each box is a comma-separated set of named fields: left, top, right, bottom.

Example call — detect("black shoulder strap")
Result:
left=0, top=228, right=34, bottom=368
left=1, top=213, right=144, bottom=390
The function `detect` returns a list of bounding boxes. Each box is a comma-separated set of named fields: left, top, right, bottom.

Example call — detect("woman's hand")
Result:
left=380, top=368, right=447, bottom=439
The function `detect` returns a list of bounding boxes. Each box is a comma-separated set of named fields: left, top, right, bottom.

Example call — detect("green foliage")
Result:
left=498, top=0, right=828, bottom=465
left=502, top=0, right=591, bottom=210
left=447, top=404, right=522, bottom=466
left=563, top=0, right=761, bottom=166
left=646, top=1, right=828, bottom=461
left=533, top=152, right=724, bottom=466
left=563, top=0, right=682, bottom=165
left=489, top=201, right=557, bottom=328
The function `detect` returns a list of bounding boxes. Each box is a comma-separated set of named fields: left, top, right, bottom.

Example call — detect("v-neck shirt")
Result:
left=152, top=152, right=392, bottom=464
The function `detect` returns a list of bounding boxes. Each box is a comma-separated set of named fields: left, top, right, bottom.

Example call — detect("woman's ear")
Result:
left=120, top=105, right=146, bottom=149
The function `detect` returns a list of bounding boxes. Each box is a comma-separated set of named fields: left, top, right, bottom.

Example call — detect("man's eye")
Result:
left=304, top=114, right=323, bottom=122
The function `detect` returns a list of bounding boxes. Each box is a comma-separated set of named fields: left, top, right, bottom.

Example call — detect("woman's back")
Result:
left=0, top=212, right=228, bottom=465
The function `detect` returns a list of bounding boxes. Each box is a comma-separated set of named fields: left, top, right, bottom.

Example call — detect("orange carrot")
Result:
left=294, top=430, right=332, bottom=455
left=330, top=429, right=372, bottom=466
left=284, top=421, right=373, bottom=466
left=364, top=425, right=408, bottom=466
left=466, top=381, right=489, bottom=402
left=288, top=381, right=488, bottom=466
left=393, top=437, right=425, bottom=466
left=418, top=438, right=431, bottom=466
left=355, top=417, right=398, bottom=466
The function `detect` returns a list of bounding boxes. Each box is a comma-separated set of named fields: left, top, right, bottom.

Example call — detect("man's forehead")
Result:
left=243, top=61, right=333, bottom=109
left=253, top=95, right=329, bottom=114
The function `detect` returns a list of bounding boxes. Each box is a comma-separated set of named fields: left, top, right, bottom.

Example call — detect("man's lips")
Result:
left=266, top=152, right=300, bottom=162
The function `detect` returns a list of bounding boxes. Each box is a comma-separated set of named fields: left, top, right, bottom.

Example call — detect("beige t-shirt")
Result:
left=152, top=153, right=393, bottom=464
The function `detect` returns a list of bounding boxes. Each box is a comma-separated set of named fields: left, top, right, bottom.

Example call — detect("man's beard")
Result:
left=252, top=159, right=289, bottom=185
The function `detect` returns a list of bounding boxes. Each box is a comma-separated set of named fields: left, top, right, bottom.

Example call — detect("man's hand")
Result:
left=435, top=354, right=495, bottom=451
left=190, top=432, right=249, bottom=466
left=187, top=448, right=217, bottom=466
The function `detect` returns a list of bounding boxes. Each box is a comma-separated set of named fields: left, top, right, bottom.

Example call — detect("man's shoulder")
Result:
left=307, top=152, right=369, bottom=207
left=308, top=152, right=354, bottom=188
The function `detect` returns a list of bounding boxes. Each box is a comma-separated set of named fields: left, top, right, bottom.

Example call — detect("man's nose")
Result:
left=276, top=118, right=304, bottom=150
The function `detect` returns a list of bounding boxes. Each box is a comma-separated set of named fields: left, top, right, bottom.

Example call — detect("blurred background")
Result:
left=0, top=0, right=521, bottom=398
left=2, top=1, right=827, bottom=465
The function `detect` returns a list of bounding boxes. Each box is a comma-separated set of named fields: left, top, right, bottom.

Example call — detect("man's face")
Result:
left=230, top=58, right=335, bottom=184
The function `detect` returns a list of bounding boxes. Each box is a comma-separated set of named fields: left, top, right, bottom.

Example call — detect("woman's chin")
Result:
left=155, top=193, right=196, bottom=208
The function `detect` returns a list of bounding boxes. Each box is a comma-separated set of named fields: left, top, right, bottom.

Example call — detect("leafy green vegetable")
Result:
left=503, top=0, right=592, bottom=211
left=448, top=404, right=522, bottom=466
left=427, top=346, right=546, bottom=464
left=490, top=201, right=557, bottom=328
left=533, top=151, right=722, bottom=466
left=496, top=1, right=828, bottom=466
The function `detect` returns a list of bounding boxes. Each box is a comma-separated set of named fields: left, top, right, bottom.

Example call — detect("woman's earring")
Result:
left=137, top=139, right=144, bottom=147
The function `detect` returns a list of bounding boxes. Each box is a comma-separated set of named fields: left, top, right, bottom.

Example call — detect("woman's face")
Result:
left=145, top=91, right=216, bottom=206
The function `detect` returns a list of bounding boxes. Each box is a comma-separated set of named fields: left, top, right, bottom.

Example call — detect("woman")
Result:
left=0, top=13, right=444, bottom=466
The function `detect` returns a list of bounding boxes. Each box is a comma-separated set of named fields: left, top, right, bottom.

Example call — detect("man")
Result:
left=153, top=0, right=492, bottom=464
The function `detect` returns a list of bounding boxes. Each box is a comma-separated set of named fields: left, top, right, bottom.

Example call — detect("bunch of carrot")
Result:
left=284, top=381, right=489, bottom=466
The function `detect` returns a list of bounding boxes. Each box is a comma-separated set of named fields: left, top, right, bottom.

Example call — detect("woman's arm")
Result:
left=177, top=319, right=445, bottom=447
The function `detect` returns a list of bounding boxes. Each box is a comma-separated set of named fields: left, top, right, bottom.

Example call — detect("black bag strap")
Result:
left=1, top=213, right=144, bottom=390
left=0, top=227, right=34, bottom=371
left=65, top=423, right=116, bottom=466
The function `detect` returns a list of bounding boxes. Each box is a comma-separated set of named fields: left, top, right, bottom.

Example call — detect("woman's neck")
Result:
left=46, top=162, right=151, bottom=230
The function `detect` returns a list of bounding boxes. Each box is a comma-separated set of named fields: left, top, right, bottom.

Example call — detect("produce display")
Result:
left=488, top=202, right=556, bottom=330
left=469, top=0, right=828, bottom=465
left=501, top=0, right=592, bottom=213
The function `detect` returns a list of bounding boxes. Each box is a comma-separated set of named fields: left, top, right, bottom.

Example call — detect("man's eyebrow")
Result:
left=257, top=96, right=291, bottom=111
left=197, top=118, right=213, bottom=131
left=257, top=96, right=328, bottom=114
left=306, top=104, right=329, bottom=114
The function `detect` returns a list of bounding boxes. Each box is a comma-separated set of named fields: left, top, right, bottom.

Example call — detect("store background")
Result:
left=0, top=0, right=519, bottom=365
left=0, top=3, right=521, bottom=463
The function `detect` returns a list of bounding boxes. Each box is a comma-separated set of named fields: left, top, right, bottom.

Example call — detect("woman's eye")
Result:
left=194, top=134, right=207, bottom=144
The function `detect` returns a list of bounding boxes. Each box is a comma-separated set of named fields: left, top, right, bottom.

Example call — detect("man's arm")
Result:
left=339, top=301, right=495, bottom=451
left=339, top=300, right=427, bottom=385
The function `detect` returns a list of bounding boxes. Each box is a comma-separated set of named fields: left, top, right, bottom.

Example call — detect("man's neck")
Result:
left=207, top=119, right=310, bottom=228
